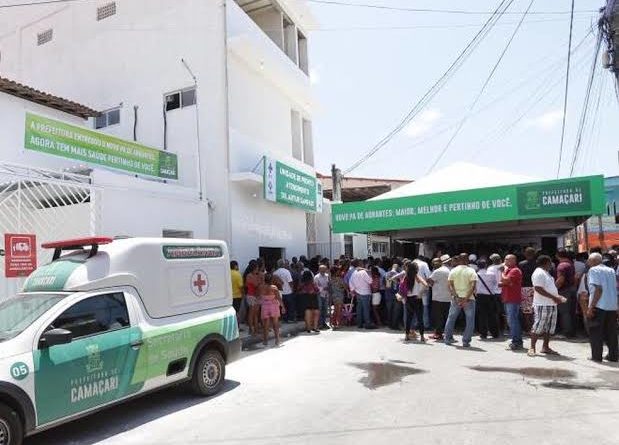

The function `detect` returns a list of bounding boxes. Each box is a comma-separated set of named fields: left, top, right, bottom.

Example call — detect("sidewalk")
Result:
left=240, top=321, right=307, bottom=349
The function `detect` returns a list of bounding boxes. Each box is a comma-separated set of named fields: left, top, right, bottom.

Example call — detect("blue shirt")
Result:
left=588, top=264, right=619, bottom=311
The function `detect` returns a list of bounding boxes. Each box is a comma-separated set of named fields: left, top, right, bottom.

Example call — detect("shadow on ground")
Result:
left=26, top=380, right=241, bottom=445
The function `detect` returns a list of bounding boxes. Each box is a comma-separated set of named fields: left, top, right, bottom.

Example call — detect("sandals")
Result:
left=541, top=349, right=560, bottom=356
left=527, top=348, right=536, bottom=357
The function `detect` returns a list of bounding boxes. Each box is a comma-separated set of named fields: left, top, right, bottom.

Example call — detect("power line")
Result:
left=556, top=0, right=576, bottom=178
left=569, top=33, right=603, bottom=176
left=305, top=0, right=596, bottom=16
left=307, top=16, right=592, bottom=32
left=343, top=0, right=513, bottom=175
left=426, top=0, right=536, bottom=174
left=0, top=0, right=86, bottom=8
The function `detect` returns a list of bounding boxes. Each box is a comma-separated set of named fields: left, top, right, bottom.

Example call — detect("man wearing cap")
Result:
left=476, top=259, right=500, bottom=339
left=488, top=253, right=505, bottom=335
left=468, top=254, right=479, bottom=272
left=444, top=254, right=477, bottom=347
left=427, top=254, right=452, bottom=340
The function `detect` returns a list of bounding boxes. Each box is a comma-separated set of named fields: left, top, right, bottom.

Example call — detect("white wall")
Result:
left=0, top=91, right=88, bottom=169
left=0, top=0, right=228, bottom=196
left=0, top=0, right=319, bottom=268
left=229, top=182, right=307, bottom=267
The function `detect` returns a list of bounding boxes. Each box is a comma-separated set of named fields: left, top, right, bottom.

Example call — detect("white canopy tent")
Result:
left=371, top=162, right=538, bottom=201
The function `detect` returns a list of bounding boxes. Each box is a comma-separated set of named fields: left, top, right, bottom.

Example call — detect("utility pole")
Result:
left=330, top=164, right=343, bottom=261
left=331, top=164, right=342, bottom=203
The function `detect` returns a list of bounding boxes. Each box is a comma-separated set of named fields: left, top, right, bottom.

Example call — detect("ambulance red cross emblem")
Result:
left=190, top=270, right=209, bottom=297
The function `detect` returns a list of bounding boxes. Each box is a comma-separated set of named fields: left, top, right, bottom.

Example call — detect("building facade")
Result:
left=0, top=0, right=320, bottom=269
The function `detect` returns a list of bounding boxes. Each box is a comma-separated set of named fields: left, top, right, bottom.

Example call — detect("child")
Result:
left=259, top=274, right=285, bottom=346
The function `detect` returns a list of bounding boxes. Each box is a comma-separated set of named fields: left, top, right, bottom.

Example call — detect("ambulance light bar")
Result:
left=42, top=237, right=113, bottom=261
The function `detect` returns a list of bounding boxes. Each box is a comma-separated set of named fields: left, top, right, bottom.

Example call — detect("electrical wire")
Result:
left=305, top=0, right=596, bottom=16
left=471, top=44, right=593, bottom=160
left=307, top=16, right=592, bottom=32
left=569, top=33, right=604, bottom=176
left=343, top=0, right=513, bottom=175
left=426, top=0, right=536, bottom=174
left=0, top=0, right=87, bottom=8
left=556, top=0, right=576, bottom=178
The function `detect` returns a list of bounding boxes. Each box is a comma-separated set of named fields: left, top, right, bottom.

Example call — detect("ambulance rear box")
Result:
left=0, top=237, right=240, bottom=445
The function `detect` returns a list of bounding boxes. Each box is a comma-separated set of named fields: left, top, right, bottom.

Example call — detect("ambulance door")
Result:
left=33, top=292, right=143, bottom=425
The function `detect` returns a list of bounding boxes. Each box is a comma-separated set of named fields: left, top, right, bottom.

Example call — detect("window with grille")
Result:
left=37, top=29, right=53, bottom=46
left=97, top=2, right=117, bottom=21
left=95, top=108, right=121, bottom=129
left=165, top=87, right=196, bottom=111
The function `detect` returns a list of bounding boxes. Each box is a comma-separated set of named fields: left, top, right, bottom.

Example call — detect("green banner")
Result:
left=24, top=113, right=178, bottom=180
left=264, top=157, right=321, bottom=213
left=331, top=176, right=605, bottom=233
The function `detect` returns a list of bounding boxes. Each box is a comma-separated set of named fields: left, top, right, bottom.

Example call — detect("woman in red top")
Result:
left=244, top=261, right=263, bottom=336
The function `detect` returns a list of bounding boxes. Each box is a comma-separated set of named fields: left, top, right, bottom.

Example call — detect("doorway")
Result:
left=259, top=247, right=285, bottom=272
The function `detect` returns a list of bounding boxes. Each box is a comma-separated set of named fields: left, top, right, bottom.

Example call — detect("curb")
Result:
left=241, top=322, right=307, bottom=349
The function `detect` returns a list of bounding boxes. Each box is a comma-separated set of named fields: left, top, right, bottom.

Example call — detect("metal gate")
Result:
left=0, top=163, right=100, bottom=299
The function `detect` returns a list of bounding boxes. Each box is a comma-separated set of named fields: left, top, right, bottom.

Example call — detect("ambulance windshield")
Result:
left=0, top=294, right=66, bottom=341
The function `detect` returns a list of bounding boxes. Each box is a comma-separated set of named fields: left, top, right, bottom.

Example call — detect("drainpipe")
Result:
left=181, top=58, right=204, bottom=201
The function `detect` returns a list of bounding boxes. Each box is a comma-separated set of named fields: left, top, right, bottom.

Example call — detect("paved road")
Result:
left=27, top=330, right=619, bottom=445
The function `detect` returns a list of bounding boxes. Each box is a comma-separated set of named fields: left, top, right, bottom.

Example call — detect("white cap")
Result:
left=468, top=254, right=477, bottom=262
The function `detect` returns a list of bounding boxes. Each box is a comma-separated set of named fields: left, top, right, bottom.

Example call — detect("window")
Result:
left=49, top=293, right=130, bottom=339
left=95, top=108, right=120, bottom=129
left=0, top=294, right=65, bottom=341
left=97, top=2, right=117, bottom=21
left=291, top=109, right=302, bottom=161
left=298, top=31, right=309, bottom=75
left=37, top=29, right=53, bottom=46
left=165, top=87, right=196, bottom=111
left=302, top=118, right=314, bottom=166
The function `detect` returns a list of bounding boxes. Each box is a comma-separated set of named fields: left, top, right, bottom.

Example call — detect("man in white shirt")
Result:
left=475, top=259, right=500, bottom=339
left=314, top=265, right=331, bottom=329
left=487, top=253, right=505, bottom=335
left=529, top=255, right=566, bottom=357
left=274, top=260, right=295, bottom=323
left=413, top=257, right=431, bottom=330
left=349, top=259, right=375, bottom=329
left=427, top=255, right=452, bottom=340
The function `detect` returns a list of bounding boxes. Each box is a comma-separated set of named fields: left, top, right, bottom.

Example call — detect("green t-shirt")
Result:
left=448, top=265, right=477, bottom=300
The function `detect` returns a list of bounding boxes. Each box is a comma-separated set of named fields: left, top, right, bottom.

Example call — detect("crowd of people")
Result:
left=229, top=248, right=618, bottom=362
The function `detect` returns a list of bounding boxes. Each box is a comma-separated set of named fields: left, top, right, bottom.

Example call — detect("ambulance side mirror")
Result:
left=40, top=328, right=73, bottom=348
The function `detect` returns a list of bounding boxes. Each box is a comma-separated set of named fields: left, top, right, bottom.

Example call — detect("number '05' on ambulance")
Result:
left=0, top=237, right=240, bottom=445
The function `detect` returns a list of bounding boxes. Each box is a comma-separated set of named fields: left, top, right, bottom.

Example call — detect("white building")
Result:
left=0, top=0, right=321, bottom=270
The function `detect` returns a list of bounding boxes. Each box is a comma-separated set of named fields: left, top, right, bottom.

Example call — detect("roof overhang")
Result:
left=0, top=77, right=98, bottom=119
left=388, top=216, right=589, bottom=241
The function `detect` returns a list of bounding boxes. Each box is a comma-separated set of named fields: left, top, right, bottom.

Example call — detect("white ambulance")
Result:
left=0, top=237, right=240, bottom=445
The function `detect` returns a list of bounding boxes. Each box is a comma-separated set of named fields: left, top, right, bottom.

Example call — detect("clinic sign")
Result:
left=4, top=233, right=37, bottom=278
left=264, top=157, right=322, bottom=213
left=331, top=176, right=605, bottom=233
left=24, top=113, right=178, bottom=180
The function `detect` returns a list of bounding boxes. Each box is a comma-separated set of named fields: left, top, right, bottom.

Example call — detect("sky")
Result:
left=305, top=0, right=619, bottom=181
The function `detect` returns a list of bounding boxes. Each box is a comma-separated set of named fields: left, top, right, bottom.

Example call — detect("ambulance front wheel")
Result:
left=191, top=349, right=226, bottom=397
left=0, top=402, right=24, bottom=445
